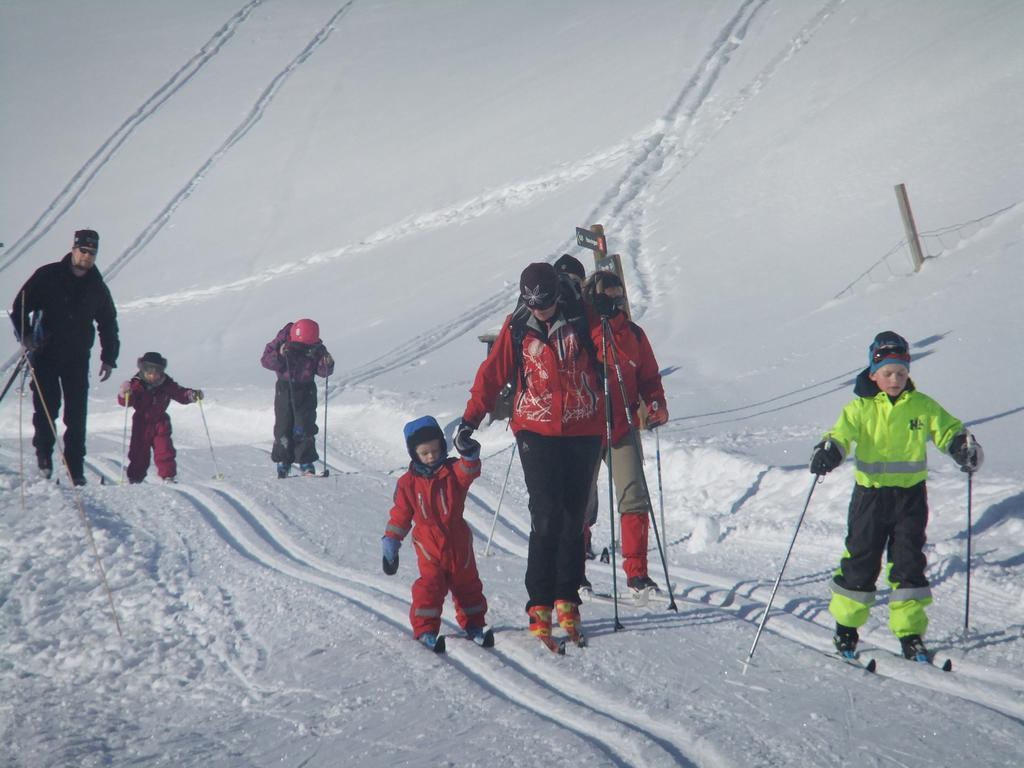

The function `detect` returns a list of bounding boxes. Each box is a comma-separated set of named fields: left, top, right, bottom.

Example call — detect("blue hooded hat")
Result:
left=403, top=416, right=448, bottom=471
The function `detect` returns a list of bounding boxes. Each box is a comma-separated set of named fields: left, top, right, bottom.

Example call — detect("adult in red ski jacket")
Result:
left=584, top=271, right=668, bottom=590
left=459, top=262, right=604, bottom=646
left=382, top=416, right=488, bottom=645
left=117, top=352, right=201, bottom=483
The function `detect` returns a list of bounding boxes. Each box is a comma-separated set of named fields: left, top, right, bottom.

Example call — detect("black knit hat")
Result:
left=868, top=331, right=910, bottom=373
left=554, top=253, right=586, bottom=283
left=519, top=262, right=559, bottom=309
left=138, top=351, right=168, bottom=371
left=74, top=229, right=99, bottom=250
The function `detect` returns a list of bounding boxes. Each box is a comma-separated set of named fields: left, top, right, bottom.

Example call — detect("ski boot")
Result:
left=555, top=599, right=586, bottom=647
left=276, top=462, right=291, bottom=479
left=162, top=476, right=178, bottom=485
left=900, top=635, right=930, bottom=663
left=417, top=632, right=446, bottom=654
left=465, top=625, right=495, bottom=648
left=833, top=624, right=859, bottom=659
left=37, top=455, right=52, bottom=480
left=527, top=606, right=565, bottom=655
left=299, top=463, right=317, bottom=477
left=626, top=575, right=660, bottom=604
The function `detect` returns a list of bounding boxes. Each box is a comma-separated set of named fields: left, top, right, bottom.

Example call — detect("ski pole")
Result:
left=603, top=321, right=677, bottom=611
left=745, top=474, right=821, bottom=668
left=197, top=395, right=223, bottom=480
left=18, top=358, right=27, bottom=512
left=23, top=353, right=122, bottom=636
left=963, top=434, right=976, bottom=634
left=483, top=443, right=517, bottom=556
left=120, top=389, right=131, bottom=484
left=321, top=375, right=330, bottom=477
left=0, top=355, right=27, bottom=405
left=655, top=426, right=667, bottom=566
left=600, top=321, right=624, bottom=631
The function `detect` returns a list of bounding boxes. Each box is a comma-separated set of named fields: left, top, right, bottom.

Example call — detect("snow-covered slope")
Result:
left=2, top=2, right=1022, bottom=766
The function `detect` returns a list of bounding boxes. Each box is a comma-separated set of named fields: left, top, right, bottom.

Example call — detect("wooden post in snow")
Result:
left=894, top=183, right=925, bottom=272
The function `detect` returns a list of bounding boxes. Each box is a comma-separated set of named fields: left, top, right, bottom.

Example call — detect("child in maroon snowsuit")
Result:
left=118, top=352, right=201, bottom=484
left=381, top=416, right=491, bottom=650
left=260, top=319, right=334, bottom=478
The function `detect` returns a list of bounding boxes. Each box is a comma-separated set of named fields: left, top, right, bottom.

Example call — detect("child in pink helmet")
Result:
left=260, top=319, right=335, bottom=478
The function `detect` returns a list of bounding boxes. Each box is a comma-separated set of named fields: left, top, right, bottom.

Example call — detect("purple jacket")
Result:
left=260, top=323, right=335, bottom=383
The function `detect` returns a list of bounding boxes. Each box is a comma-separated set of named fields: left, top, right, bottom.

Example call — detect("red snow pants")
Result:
left=410, top=535, right=487, bottom=638
left=127, top=416, right=177, bottom=483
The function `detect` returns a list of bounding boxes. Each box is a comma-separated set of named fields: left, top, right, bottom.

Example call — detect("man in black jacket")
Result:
left=10, top=229, right=120, bottom=484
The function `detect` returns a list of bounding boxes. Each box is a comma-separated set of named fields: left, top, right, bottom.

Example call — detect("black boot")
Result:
left=833, top=623, right=859, bottom=657
left=899, top=635, right=930, bottom=662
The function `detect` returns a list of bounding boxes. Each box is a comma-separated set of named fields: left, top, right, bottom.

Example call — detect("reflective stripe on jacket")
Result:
left=825, top=385, right=963, bottom=488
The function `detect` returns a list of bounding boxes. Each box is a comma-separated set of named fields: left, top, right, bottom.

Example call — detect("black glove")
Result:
left=593, top=293, right=616, bottom=318
left=809, top=440, right=843, bottom=475
left=949, top=432, right=983, bottom=472
left=454, top=421, right=479, bottom=458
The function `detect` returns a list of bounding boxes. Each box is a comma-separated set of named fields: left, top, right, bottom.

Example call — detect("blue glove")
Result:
left=381, top=536, right=401, bottom=575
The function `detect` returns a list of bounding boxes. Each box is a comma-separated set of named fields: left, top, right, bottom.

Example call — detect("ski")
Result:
left=902, top=654, right=953, bottom=672
left=832, top=651, right=877, bottom=673
left=466, top=626, right=495, bottom=648
left=535, top=635, right=566, bottom=655
left=857, top=645, right=953, bottom=672
left=579, top=586, right=671, bottom=609
left=564, top=629, right=587, bottom=648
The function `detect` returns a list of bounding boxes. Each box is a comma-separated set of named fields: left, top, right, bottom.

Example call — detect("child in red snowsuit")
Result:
left=118, top=352, right=201, bottom=484
left=381, top=416, right=492, bottom=650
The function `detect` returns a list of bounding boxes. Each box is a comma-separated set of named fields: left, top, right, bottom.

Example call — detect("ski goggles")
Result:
left=871, top=343, right=910, bottom=364
left=140, top=363, right=166, bottom=376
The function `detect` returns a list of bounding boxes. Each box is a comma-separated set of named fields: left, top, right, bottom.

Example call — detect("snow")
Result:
left=2, top=1, right=1023, bottom=766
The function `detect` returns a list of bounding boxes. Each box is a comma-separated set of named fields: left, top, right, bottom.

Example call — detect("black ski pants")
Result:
left=29, top=352, right=90, bottom=480
left=835, top=482, right=930, bottom=593
left=515, top=430, right=602, bottom=610
left=271, top=379, right=319, bottom=465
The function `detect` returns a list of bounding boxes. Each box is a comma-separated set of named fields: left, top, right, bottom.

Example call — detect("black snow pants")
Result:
left=30, top=352, right=90, bottom=480
left=271, top=379, right=319, bottom=465
left=515, top=430, right=602, bottom=610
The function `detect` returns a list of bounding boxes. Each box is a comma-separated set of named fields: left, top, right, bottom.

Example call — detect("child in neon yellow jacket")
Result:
left=809, top=331, right=982, bottom=662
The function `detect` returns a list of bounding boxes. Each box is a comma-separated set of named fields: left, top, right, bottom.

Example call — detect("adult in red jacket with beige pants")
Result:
left=583, top=271, right=668, bottom=592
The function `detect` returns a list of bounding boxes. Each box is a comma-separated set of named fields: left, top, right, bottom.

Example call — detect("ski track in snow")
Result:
left=102, top=1, right=357, bottom=282
left=75, top=454, right=710, bottom=767
left=0, top=0, right=265, bottom=275
left=597, top=0, right=846, bottom=316
left=75, top=447, right=1024, bottom=736
left=113, top=0, right=843, bottom=396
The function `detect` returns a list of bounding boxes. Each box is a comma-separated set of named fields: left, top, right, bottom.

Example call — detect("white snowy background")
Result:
left=2, top=1, right=1023, bottom=766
